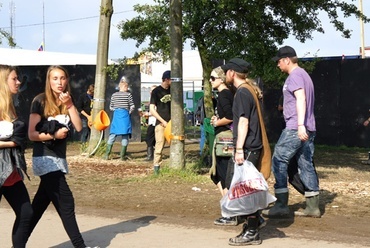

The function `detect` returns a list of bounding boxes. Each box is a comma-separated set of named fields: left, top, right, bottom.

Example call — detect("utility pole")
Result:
left=359, top=0, right=365, bottom=58
left=9, top=1, right=15, bottom=44
left=169, top=0, right=185, bottom=169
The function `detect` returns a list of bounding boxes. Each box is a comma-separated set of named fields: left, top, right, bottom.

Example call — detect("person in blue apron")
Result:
left=104, top=76, right=135, bottom=160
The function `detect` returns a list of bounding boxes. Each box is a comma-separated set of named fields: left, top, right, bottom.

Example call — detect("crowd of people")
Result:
left=191, top=46, right=320, bottom=246
left=3, top=45, right=361, bottom=247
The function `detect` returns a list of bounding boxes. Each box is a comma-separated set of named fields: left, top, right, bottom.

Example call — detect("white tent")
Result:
left=0, top=48, right=116, bottom=66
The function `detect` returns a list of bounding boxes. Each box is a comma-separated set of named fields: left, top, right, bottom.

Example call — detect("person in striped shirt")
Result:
left=104, top=76, right=135, bottom=160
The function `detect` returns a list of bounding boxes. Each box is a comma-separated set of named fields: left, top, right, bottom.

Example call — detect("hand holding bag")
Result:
left=221, top=160, right=276, bottom=217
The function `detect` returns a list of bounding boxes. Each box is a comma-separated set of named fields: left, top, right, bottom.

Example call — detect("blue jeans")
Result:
left=107, top=134, right=130, bottom=146
left=80, top=119, right=90, bottom=143
left=200, top=124, right=205, bottom=155
left=272, top=129, right=319, bottom=196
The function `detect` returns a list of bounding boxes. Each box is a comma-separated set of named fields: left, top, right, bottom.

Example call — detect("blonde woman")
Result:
left=0, top=65, right=33, bottom=248
left=209, top=66, right=235, bottom=225
left=104, top=76, right=135, bottom=160
left=27, top=65, right=98, bottom=248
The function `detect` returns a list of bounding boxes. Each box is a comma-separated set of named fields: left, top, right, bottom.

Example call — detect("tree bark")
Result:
left=169, top=0, right=185, bottom=169
left=88, top=0, right=113, bottom=154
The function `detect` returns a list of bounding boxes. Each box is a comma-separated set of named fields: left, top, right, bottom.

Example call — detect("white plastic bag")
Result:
left=0, top=121, right=14, bottom=140
left=221, top=160, right=276, bottom=217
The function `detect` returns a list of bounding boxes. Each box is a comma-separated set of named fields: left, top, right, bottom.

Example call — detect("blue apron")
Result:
left=110, top=109, right=132, bottom=135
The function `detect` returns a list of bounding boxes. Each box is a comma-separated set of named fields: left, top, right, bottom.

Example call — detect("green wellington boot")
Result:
left=120, top=146, right=127, bottom=160
left=103, top=144, right=113, bottom=160
left=295, top=195, right=321, bottom=218
left=262, top=192, right=290, bottom=218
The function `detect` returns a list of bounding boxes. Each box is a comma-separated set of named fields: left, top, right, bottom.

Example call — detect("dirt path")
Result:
left=0, top=207, right=367, bottom=248
left=2, top=141, right=369, bottom=247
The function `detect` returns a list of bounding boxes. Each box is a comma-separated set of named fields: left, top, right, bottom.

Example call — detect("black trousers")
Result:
left=146, top=124, right=156, bottom=147
left=210, top=156, right=229, bottom=188
left=28, top=171, right=86, bottom=248
left=1, top=181, right=33, bottom=248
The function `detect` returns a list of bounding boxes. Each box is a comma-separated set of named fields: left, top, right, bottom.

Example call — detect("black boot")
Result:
left=235, top=214, right=266, bottom=233
left=146, top=146, right=154, bottom=161
left=229, top=217, right=262, bottom=246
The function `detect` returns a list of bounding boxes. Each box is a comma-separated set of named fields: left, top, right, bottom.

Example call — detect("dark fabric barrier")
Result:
left=263, top=58, right=370, bottom=148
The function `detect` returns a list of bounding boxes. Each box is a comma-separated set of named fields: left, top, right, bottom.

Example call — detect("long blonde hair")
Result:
left=43, top=65, right=71, bottom=118
left=235, top=71, right=263, bottom=99
left=0, top=65, right=17, bottom=121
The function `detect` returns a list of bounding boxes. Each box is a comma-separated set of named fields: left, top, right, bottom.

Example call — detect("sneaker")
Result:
left=85, top=246, right=100, bottom=248
left=229, top=230, right=262, bottom=246
left=214, top=216, right=238, bottom=226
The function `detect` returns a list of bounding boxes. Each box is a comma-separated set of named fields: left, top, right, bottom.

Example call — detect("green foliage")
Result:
left=118, top=0, right=369, bottom=87
left=0, top=4, right=18, bottom=47
left=86, top=140, right=108, bottom=158
left=104, top=58, right=127, bottom=80
left=0, top=29, right=17, bottom=47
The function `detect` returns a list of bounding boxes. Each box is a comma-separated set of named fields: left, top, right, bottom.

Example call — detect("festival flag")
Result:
left=38, top=42, right=44, bottom=51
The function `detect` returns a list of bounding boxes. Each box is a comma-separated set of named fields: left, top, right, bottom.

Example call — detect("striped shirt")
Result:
left=109, top=91, right=135, bottom=113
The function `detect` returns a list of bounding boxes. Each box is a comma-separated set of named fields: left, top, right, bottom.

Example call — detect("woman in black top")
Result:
left=0, top=65, right=33, bottom=248
left=209, top=66, right=235, bottom=226
left=27, top=65, right=99, bottom=248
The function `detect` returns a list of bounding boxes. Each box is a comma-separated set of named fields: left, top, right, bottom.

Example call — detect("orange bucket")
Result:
left=93, top=110, right=110, bottom=131
left=164, top=120, right=172, bottom=144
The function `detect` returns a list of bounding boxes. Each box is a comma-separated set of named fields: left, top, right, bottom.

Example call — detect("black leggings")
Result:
left=1, top=181, right=33, bottom=248
left=28, top=171, right=86, bottom=248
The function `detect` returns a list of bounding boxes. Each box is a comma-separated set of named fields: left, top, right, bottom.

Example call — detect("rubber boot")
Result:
left=262, top=192, right=290, bottom=218
left=362, top=151, right=370, bottom=165
left=103, top=144, right=113, bottom=160
left=295, top=195, right=321, bottom=218
left=146, top=146, right=154, bottom=161
left=120, top=146, right=127, bottom=160
left=153, top=165, right=160, bottom=175
left=229, top=217, right=262, bottom=245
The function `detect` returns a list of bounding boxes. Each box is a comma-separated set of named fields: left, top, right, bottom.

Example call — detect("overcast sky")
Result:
left=0, top=0, right=369, bottom=59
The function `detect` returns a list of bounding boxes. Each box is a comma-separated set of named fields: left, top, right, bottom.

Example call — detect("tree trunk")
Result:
left=88, top=0, right=113, bottom=154
left=169, top=0, right=184, bottom=169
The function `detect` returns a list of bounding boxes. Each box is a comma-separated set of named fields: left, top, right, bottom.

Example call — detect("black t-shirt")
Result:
left=232, top=87, right=262, bottom=151
left=150, top=85, right=171, bottom=125
left=215, top=89, right=233, bottom=135
left=30, top=94, right=69, bottom=159
left=76, top=93, right=93, bottom=120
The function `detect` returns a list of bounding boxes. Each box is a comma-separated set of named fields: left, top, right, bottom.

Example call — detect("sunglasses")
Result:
left=210, top=76, right=220, bottom=81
